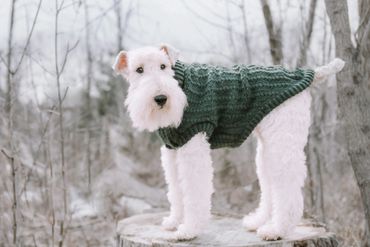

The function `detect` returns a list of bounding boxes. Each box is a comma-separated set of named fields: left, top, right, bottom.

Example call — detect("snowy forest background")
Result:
left=0, top=0, right=369, bottom=246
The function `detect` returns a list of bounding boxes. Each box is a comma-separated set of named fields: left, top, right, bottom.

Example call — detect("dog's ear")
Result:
left=160, top=43, right=179, bottom=65
left=113, top=51, right=128, bottom=76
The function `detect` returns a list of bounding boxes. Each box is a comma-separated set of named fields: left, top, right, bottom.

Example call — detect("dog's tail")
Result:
left=313, top=58, right=345, bottom=83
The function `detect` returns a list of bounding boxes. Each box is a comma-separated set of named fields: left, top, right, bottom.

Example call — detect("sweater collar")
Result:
left=172, top=60, right=186, bottom=88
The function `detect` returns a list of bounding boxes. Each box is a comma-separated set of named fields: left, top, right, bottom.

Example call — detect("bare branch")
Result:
left=0, top=54, right=9, bottom=68
left=61, top=87, right=69, bottom=103
left=57, top=0, right=66, bottom=12
left=19, top=105, right=56, bottom=197
left=60, top=40, right=80, bottom=75
left=1, top=149, right=14, bottom=161
left=26, top=53, right=54, bottom=76
left=13, top=0, right=43, bottom=74
left=201, top=0, right=241, bottom=21
left=181, top=0, right=230, bottom=30
left=83, top=1, right=119, bottom=30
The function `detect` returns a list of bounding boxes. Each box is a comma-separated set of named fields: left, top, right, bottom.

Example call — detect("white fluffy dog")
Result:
left=113, top=44, right=345, bottom=241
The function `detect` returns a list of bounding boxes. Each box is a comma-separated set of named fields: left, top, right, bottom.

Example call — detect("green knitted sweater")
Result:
left=157, top=61, right=315, bottom=149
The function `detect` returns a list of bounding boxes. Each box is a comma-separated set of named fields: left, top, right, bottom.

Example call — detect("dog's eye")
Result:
left=160, top=64, right=166, bottom=70
left=136, top=67, right=144, bottom=74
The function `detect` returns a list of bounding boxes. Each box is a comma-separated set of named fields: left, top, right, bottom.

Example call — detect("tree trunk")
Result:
left=5, top=1, right=17, bottom=245
left=116, top=213, right=338, bottom=247
left=225, top=2, right=237, bottom=63
left=84, top=0, right=93, bottom=192
left=324, top=0, right=370, bottom=245
left=297, top=0, right=317, bottom=66
left=306, top=92, right=327, bottom=223
left=114, top=0, right=123, bottom=52
left=240, top=0, right=252, bottom=63
left=260, top=0, right=283, bottom=64
left=54, top=0, right=73, bottom=245
left=6, top=0, right=16, bottom=129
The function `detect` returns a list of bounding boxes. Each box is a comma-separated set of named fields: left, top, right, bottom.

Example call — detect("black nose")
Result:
left=154, top=94, right=167, bottom=106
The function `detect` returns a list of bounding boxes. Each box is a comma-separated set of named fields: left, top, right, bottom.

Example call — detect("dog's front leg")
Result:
left=161, top=146, right=183, bottom=230
left=175, top=133, right=214, bottom=240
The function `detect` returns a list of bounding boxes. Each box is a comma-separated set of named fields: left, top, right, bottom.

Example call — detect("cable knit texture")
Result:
left=157, top=60, right=315, bottom=149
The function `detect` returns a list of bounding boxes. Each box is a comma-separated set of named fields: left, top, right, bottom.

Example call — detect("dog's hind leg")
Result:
left=243, top=133, right=272, bottom=231
left=175, top=133, right=214, bottom=240
left=161, top=146, right=183, bottom=231
left=255, top=90, right=310, bottom=240
left=256, top=143, right=306, bottom=240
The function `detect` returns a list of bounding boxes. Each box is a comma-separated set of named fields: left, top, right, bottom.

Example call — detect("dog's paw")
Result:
left=242, top=212, right=268, bottom=231
left=257, top=223, right=284, bottom=241
left=175, top=224, right=198, bottom=241
left=161, top=216, right=180, bottom=231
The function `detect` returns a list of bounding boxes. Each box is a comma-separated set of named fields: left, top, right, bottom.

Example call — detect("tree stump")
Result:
left=116, top=212, right=338, bottom=247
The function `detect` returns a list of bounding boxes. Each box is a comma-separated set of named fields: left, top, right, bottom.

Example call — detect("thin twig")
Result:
left=19, top=106, right=56, bottom=197
left=0, top=54, right=9, bottom=67
left=13, top=0, right=43, bottom=75
left=60, top=40, right=80, bottom=75
left=181, top=0, right=230, bottom=30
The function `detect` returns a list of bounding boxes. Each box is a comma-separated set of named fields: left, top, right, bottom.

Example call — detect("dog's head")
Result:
left=113, top=44, right=187, bottom=132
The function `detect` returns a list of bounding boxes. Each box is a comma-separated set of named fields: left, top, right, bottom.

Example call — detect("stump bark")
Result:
left=116, top=212, right=338, bottom=247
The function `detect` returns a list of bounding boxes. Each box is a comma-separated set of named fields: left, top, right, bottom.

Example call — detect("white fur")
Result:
left=113, top=46, right=344, bottom=241
left=243, top=90, right=311, bottom=240
left=114, top=46, right=187, bottom=131
left=314, top=58, right=345, bottom=82
left=175, top=133, right=214, bottom=239
left=160, top=146, right=183, bottom=231
left=159, top=134, right=214, bottom=239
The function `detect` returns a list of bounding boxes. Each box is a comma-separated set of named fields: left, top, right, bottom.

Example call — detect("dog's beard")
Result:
left=125, top=80, right=187, bottom=132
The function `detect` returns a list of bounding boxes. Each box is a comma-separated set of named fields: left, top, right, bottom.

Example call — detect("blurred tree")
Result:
left=297, top=0, right=317, bottom=67
left=324, top=0, right=370, bottom=245
left=296, top=0, right=326, bottom=223
left=82, top=0, right=95, bottom=192
left=259, top=0, right=283, bottom=64
left=2, top=0, right=42, bottom=244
